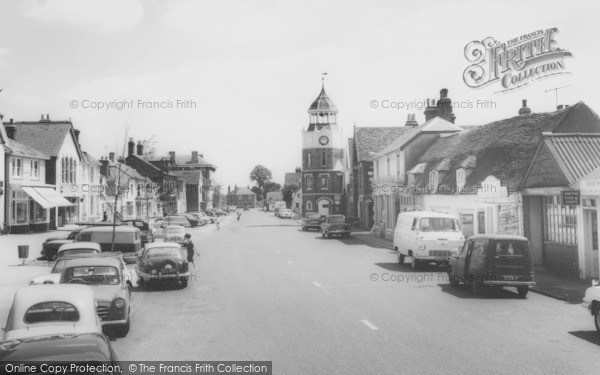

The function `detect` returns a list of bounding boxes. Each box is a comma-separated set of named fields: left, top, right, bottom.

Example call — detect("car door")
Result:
left=453, top=239, right=471, bottom=278
left=466, top=239, right=488, bottom=278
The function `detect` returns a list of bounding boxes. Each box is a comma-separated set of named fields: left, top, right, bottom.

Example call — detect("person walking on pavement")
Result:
left=237, top=209, right=242, bottom=221
left=215, top=215, right=220, bottom=229
left=183, top=233, right=200, bottom=270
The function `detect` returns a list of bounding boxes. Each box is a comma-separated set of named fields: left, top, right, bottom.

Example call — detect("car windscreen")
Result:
left=328, top=216, right=346, bottom=224
left=493, top=240, right=529, bottom=256
left=61, top=249, right=98, bottom=256
left=306, top=214, right=321, bottom=220
left=24, top=301, right=80, bottom=324
left=51, top=260, right=67, bottom=274
left=63, top=266, right=120, bottom=285
left=145, top=247, right=183, bottom=259
left=419, top=218, right=460, bottom=232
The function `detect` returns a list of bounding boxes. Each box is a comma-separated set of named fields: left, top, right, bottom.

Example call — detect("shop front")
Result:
left=10, top=186, right=73, bottom=233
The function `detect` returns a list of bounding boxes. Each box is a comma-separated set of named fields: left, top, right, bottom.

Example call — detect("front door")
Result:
left=317, top=199, right=330, bottom=216
left=586, top=209, right=599, bottom=278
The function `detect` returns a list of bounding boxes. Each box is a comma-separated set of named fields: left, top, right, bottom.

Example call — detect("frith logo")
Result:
left=463, top=28, right=573, bottom=92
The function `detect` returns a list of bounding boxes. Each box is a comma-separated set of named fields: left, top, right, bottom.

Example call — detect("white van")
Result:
left=393, top=211, right=464, bottom=270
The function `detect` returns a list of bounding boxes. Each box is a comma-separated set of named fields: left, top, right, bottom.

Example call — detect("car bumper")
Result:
left=326, top=230, right=351, bottom=234
left=414, top=256, right=451, bottom=262
left=101, top=318, right=129, bottom=327
left=483, top=280, right=536, bottom=287
left=138, top=271, right=190, bottom=281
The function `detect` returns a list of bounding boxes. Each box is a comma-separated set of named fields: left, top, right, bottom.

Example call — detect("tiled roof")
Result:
left=542, top=133, right=600, bottom=188
left=378, top=116, right=463, bottom=155
left=417, top=102, right=592, bottom=193
left=6, top=121, right=78, bottom=158
left=82, top=152, right=101, bottom=166
left=5, top=139, right=50, bottom=159
left=234, top=187, right=255, bottom=196
left=354, top=127, right=411, bottom=162
left=308, top=87, right=337, bottom=112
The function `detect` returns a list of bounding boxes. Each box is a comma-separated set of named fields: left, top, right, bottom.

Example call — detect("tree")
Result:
left=140, top=135, right=158, bottom=161
left=249, top=165, right=272, bottom=199
left=265, top=181, right=281, bottom=193
left=282, top=183, right=299, bottom=208
left=212, top=183, right=222, bottom=208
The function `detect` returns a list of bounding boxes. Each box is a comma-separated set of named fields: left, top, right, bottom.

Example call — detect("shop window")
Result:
left=33, top=201, right=47, bottom=223
left=544, top=195, right=577, bottom=245
left=307, top=152, right=312, bottom=168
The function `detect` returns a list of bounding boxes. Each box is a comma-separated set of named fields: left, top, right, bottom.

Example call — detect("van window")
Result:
left=419, top=218, right=460, bottom=232
left=493, top=240, right=528, bottom=256
left=76, top=233, right=92, bottom=242
left=411, top=218, right=418, bottom=230
left=86, top=232, right=134, bottom=243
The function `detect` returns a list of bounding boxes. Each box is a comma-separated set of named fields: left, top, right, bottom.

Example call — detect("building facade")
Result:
left=301, top=82, right=345, bottom=216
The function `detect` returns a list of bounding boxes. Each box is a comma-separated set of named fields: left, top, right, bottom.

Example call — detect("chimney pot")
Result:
left=440, top=88, right=448, bottom=99
left=9, top=118, right=13, bottom=124
left=40, top=114, right=44, bottom=120
left=557, top=105, right=564, bottom=110
left=109, top=152, right=115, bottom=162
left=191, top=151, right=199, bottom=163
left=127, top=138, right=135, bottom=156
left=518, top=99, right=531, bottom=115
left=136, top=141, right=143, bottom=156
left=169, top=151, right=175, bottom=164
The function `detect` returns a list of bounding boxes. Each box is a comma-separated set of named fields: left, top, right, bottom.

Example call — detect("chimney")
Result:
left=169, top=151, right=175, bottom=164
left=46, top=114, right=49, bottom=120
left=5, top=125, right=15, bottom=140
left=199, top=154, right=203, bottom=159
left=405, top=113, right=418, bottom=127
left=127, top=138, right=135, bottom=156
left=424, top=98, right=440, bottom=122
left=109, top=152, right=115, bottom=162
left=191, top=151, right=199, bottom=163
left=136, top=141, right=143, bottom=156
left=557, top=105, right=564, bottom=110
left=518, top=99, right=531, bottom=115
left=9, top=118, right=13, bottom=124
left=436, top=88, right=456, bottom=123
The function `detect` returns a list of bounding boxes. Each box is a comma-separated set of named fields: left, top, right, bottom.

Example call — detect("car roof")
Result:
left=58, top=242, right=102, bottom=252
left=11, top=285, right=95, bottom=313
left=79, top=226, right=139, bottom=233
left=397, top=210, right=459, bottom=219
left=0, top=333, right=112, bottom=361
left=63, top=257, right=122, bottom=268
left=56, top=252, right=122, bottom=261
left=145, top=242, right=182, bottom=249
left=466, top=234, right=529, bottom=241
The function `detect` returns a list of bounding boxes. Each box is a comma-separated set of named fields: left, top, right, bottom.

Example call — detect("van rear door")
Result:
left=491, top=239, right=533, bottom=282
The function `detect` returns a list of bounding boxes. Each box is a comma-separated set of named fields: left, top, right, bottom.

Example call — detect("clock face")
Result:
left=318, top=135, right=329, bottom=146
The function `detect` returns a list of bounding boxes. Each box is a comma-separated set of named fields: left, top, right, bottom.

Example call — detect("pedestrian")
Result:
left=183, top=233, right=200, bottom=270
left=237, top=209, right=242, bottom=221
left=215, top=216, right=220, bottom=229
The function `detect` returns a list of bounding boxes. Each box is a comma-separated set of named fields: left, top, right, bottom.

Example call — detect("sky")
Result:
left=0, top=0, right=598, bottom=191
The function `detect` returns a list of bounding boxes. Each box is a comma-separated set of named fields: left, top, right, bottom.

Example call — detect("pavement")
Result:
left=1, top=211, right=599, bottom=374
left=352, top=232, right=592, bottom=304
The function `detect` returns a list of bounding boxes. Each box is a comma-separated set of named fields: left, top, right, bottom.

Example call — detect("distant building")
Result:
left=228, top=186, right=256, bottom=209
left=284, top=168, right=301, bottom=186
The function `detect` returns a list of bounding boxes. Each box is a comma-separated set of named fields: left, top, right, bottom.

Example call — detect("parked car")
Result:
left=582, top=279, right=600, bottom=333
left=181, top=213, right=200, bottom=227
left=213, top=208, right=227, bottom=216
left=393, top=211, right=464, bottom=270
left=56, top=242, right=102, bottom=259
left=320, top=215, right=352, bottom=239
left=188, top=212, right=210, bottom=226
left=163, top=225, right=187, bottom=244
left=278, top=208, right=294, bottom=219
left=202, top=211, right=217, bottom=223
left=2, top=284, right=102, bottom=341
left=137, top=242, right=190, bottom=289
left=74, top=226, right=142, bottom=254
left=0, top=332, right=121, bottom=366
left=29, top=253, right=115, bottom=286
left=448, top=234, right=536, bottom=297
left=60, top=257, right=131, bottom=337
left=41, top=228, right=83, bottom=261
left=122, top=219, right=155, bottom=244
left=302, top=212, right=323, bottom=231
left=155, top=216, right=192, bottom=228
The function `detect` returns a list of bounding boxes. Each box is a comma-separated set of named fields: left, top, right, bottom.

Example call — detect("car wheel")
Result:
left=115, top=317, right=130, bottom=338
left=49, top=253, right=58, bottom=261
left=410, top=257, right=420, bottom=271
left=470, top=277, right=484, bottom=295
left=516, top=286, right=529, bottom=298
left=397, top=252, right=405, bottom=265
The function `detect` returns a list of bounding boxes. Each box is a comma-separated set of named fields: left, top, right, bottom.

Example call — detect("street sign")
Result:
left=562, top=190, right=580, bottom=206
left=581, top=178, right=600, bottom=195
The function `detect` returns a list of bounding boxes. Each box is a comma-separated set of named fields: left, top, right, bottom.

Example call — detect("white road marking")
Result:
left=360, top=319, right=378, bottom=330
left=313, top=282, right=321, bottom=287
left=287, top=260, right=293, bottom=264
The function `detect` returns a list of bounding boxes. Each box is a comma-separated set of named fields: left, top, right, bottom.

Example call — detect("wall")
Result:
left=544, top=242, right=579, bottom=278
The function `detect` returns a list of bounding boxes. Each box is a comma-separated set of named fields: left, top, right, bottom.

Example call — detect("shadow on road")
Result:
left=438, top=283, right=526, bottom=300
left=568, top=331, right=600, bottom=347
left=374, top=262, right=405, bottom=272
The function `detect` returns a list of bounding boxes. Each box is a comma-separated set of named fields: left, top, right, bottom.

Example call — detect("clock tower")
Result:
left=301, top=76, right=345, bottom=216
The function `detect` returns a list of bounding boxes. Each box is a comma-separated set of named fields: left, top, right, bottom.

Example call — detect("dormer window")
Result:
left=429, top=171, right=439, bottom=192
left=456, top=168, right=466, bottom=190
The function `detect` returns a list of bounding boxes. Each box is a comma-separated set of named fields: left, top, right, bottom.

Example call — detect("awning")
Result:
left=21, top=187, right=74, bottom=209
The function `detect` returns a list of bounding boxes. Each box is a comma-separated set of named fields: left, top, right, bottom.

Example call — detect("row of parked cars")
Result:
left=0, top=221, right=197, bottom=364
left=301, top=212, right=353, bottom=238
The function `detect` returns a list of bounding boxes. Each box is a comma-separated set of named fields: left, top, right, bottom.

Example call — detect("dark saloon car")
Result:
left=320, top=215, right=352, bottom=238
left=448, top=234, right=536, bottom=297
left=137, top=243, right=190, bottom=289
left=122, top=219, right=155, bottom=244
left=41, top=228, right=83, bottom=261
left=302, top=212, right=323, bottom=231
left=0, top=332, right=121, bottom=371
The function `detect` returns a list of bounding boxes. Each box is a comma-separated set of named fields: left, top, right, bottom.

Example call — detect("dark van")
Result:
left=448, top=234, right=536, bottom=298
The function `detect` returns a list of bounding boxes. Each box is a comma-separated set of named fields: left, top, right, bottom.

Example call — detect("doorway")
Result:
left=585, top=209, right=599, bottom=278
left=317, top=199, right=330, bottom=216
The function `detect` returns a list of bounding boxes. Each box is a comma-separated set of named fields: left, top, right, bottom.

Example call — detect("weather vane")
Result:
left=321, top=71, right=328, bottom=88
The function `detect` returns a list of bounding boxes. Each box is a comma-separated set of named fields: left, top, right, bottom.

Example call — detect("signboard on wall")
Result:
left=562, top=190, right=580, bottom=206
left=498, top=204, right=520, bottom=235
left=581, top=179, right=600, bottom=195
